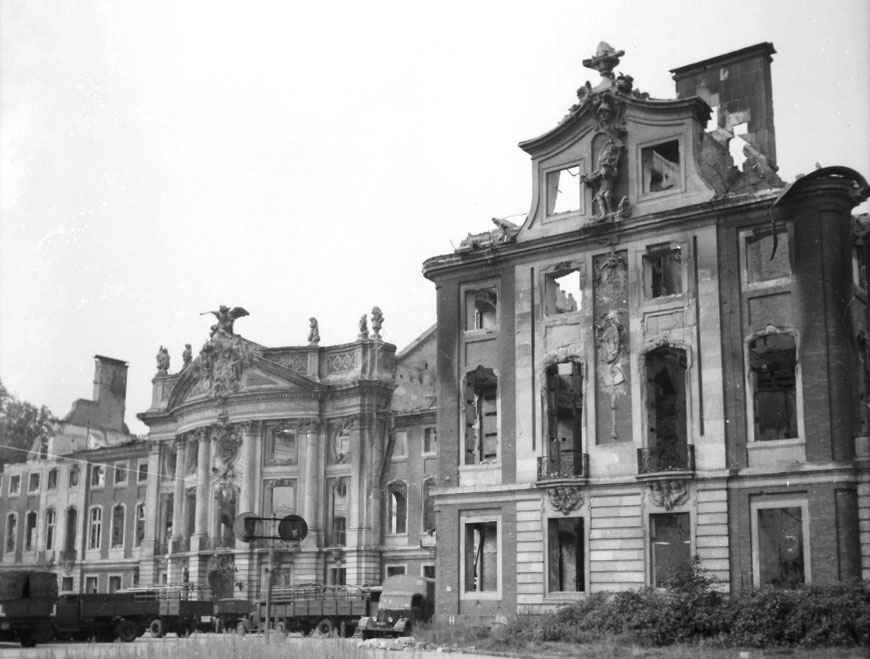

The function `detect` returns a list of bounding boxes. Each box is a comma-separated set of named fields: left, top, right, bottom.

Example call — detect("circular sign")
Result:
left=232, top=512, right=259, bottom=543
left=278, top=514, right=308, bottom=542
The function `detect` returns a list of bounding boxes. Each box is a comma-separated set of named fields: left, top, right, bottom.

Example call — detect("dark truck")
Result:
left=138, top=585, right=215, bottom=637
left=53, top=591, right=158, bottom=642
left=233, top=583, right=380, bottom=637
left=0, top=570, right=57, bottom=647
left=356, top=575, right=434, bottom=639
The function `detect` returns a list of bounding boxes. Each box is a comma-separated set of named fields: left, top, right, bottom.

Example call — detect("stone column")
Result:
left=193, top=429, right=212, bottom=549
left=301, top=421, right=320, bottom=549
left=139, top=442, right=162, bottom=586
left=237, top=423, right=257, bottom=517
left=172, top=439, right=186, bottom=546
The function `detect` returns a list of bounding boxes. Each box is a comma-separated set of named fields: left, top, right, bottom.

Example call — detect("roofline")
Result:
left=670, top=42, right=775, bottom=76
left=94, top=355, right=128, bottom=367
left=395, top=323, right=437, bottom=360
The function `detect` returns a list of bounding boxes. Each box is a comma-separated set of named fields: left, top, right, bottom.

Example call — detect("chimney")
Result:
left=93, top=355, right=128, bottom=431
left=671, top=42, right=777, bottom=169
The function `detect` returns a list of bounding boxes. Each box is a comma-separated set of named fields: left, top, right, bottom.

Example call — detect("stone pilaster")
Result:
left=171, top=439, right=186, bottom=546
left=236, top=423, right=258, bottom=549
left=193, top=430, right=212, bottom=550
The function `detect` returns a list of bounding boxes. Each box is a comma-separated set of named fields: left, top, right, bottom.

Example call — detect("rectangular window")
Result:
left=84, top=576, right=98, bottom=594
left=47, top=469, right=58, bottom=490
left=392, top=431, right=407, bottom=460
left=423, top=427, right=437, bottom=455
left=90, top=465, right=105, bottom=488
left=650, top=513, right=691, bottom=587
left=111, top=505, right=125, bottom=548
left=545, top=267, right=582, bottom=315
left=69, top=465, right=80, bottom=487
left=137, top=461, right=148, bottom=483
left=135, top=504, right=146, bottom=547
left=45, top=509, right=57, bottom=551
left=547, top=517, right=585, bottom=592
left=422, top=565, right=436, bottom=579
left=546, top=165, right=581, bottom=215
left=465, top=289, right=498, bottom=331
left=464, top=368, right=499, bottom=465
left=9, top=474, right=20, bottom=495
left=88, top=507, right=102, bottom=550
left=28, top=473, right=40, bottom=493
left=330, top=567, right=347, bottom=586
left=464, top=521, right=498, bottom=593
left=267, top=481, right=296, bottom=519
left=644, top=245, right=682, bottom=298
left=24, top=511, right=38, bottom=552
left=5, top=514, right=17, bottom=552
left=331, top=516, right=346, bottom=547
left=745, top=228, right=790, bottom=284
left=61, top=577, right=74, bottom=591
left=108, top=576, right=122, bottom=593
left=642, top=346, right=689, bottom=473
left=265, top=427, right=297, bottom=466
left=386, top=565, right=406, bottom=578
left=749, top=333, right=798, bottom=441
left=756, top=505, right=806, bottom=587
left=544, top=361, right=584, bottom=478
left=642, top=140, right=680, bottom=194
left=114, top=462, right=128, bottom=485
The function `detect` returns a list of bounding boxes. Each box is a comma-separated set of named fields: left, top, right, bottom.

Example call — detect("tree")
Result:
left=0, top=380, right=56, bottom=467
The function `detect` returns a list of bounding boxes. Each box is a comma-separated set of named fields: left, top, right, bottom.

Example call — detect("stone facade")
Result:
left=423, top=42, right=869, bottom=623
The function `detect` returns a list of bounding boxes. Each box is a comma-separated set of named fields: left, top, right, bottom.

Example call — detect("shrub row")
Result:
left=501, top=581, right=870, bottom=649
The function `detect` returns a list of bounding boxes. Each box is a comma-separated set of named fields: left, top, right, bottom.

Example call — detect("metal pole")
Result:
left=265, top=544, right=273, bottom=639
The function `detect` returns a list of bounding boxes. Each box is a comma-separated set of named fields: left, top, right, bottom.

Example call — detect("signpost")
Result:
left=233, top=513, right=308, bottom=634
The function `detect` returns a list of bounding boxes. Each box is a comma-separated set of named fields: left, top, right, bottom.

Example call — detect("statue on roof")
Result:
left=358, top=314, right=369, bottom=339
left=371, top=306, right=383, bottom=339
left=156, top=346, right=170, bottom=374
left=202, top=306, right=249, bottom=338
left=182, top=343, right=193, bottom=368
left=308, top=318, right=320, bottom=345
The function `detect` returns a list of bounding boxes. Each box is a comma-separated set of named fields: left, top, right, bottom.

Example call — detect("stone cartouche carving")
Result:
left=156, top=345, right=170, bottom=374
left=371, top=306, right=383, bottom=339
left=648, top=479, right=690, bottom=511
left=308, top=318, right=320, bottom=345
left=203, top=305, right=249, bottom=338
left=547, top=486, right=585, bottom=515
left=190, top=334, right=257, bottom=401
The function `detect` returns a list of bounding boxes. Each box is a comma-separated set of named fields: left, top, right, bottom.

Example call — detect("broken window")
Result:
left=24, top=511, right=37, bottom=552
left=423, top=564, right=436, bottom=579
left=422, top=478, right=436, bottom=534
left=28, top=472, right=40, bottom=493
left=644, top=346, right=688, bottom=470
left=464, top=521, right=498, bottom=592
left=466, top=288, right=497, bottom=331
left=463, top=367, right=499, bottom=464
left=650, top=513, right=691, bottom=587
left=135, top=503, right=146, bottom=547
left=137, top=461, right=148, bottom=483
left=9, top=474, right=20, bottom=495
left=84, top=576, right=98, bottom=594
left=644, top=245, right=683, bottom=298
left=111, top=504, right=125, bottom=548
left=547, top=517, right=584, bottom=592
left=745, top=228, right=790, bottom=284
left=5, top=513, right=17, bottom=553
left=545, top=268, right=582, bottom=315
left=331, top=516, right=346, bottom=546
left=266, top=427, right=296, bottom=466
left=757, top=506, right=805, bottom=587
left=423, top=427, right=437, bottom=454
left=45, top=509, right=56, bottom=551
left=90, top=464, right=105, bottom=488
left=386, top=565, right=406, bottom=578
left=392, top=430, right=408, bottom=460
left=47, top=468, right=58, bottom=490
left=114, top=461, right=128, bottom=485
left=109, top=576, right=122, bottom=593
left=546, top=165, right=581, bottom=215
left=749, top=332, right=798, bottom=440
left=544, top=361, right=584, bottom=477
left=64, top=508, right=77, bottom=555
left=88, top=506, right=102, bottom=550
left=69, top=465, right=80, bottom=487
left=386, top=482, right=407, bottom=534
left=267, top=481, right=296, bottom=519
left=642, top=140, right=680, bottom=194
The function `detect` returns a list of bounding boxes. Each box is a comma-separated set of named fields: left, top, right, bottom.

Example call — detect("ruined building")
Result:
left=423, top=42, right=869, bottom=622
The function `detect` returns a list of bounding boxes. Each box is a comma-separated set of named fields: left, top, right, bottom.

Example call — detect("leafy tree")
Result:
left=0, top=379, right=56, bottom=467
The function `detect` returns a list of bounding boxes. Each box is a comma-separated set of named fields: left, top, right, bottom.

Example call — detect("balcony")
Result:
left=537, top=450, right=589, bottom=482
left=637, top=444, right=694, bottom=476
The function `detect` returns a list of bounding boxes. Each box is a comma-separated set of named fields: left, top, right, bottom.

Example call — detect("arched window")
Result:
left=64, top=508, right=78, bottom=555
left=5, top=513, right=18, bottom=553
left=88, top=506, right=103, bottom=550
left=24, top=511, right=38, bottom=552
left=44, top=509, right=57, bottom=552
left=134, top=503, right=146, bottom=547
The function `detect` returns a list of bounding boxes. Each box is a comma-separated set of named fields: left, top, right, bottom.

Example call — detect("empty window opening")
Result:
left=24, top=511, right=37, bottom=552
left=135, top=503, right=146, bottom=547
left=547, top=517, right=585, bottom=592
left=854, top=242, right=867, bottom=289
left=160, top=493, right=174, bottom=548
left=729, top=122, right=749, bottom=169
left=5, top=514, right=17, bottom=552
left=84, top=576, right=98, bottom=594
left=108, top=576, right=122, bottom=593
left=650, top=513, right=691, bottom=587
left=645, top=347, right=688, bottom=468
left=757, top=506, right=805, bottom=587
left=387, top=483, right=407, bottom=534
left=546, top=269, right=582, bottom=315
left=750, top=333, right=798, bottom=440
left=28, top=473, right=40, bottom=493
left=9, top=474, right=20, bottom=495
left=90, top=464, right=105, bottom=487
left=466, top=289, right=498, bottom=331
left=423, top=427, right=437, bottom=454
left=546, top=165, right=581, bottom=215
left=464, top=521, right=498, bottom=592
left=746, top=228, right=790, bottom=283
left=137, top=461, right=148, bottom=482
left=386, top=565, right=406, bottom=578
left=114, top=462, right=128, bottom=485
left=69, top=465, right=80, bottom=487
left=269, top=482, right=296, bottom=519
left=268, top=428, right=296, bottom=465
left=545, top=361, right=584, bottom=476
left=47, top=469, right=58, bottom=490
left=64, top=508, right=78, bottom=555
left=642, top=140, right=680, bottom=194
left=644, top=245, right=683, bottom=298
left=45, top=509, right=56, bottom=551
left=422, top=479, right=436, bottom=534
left=423, top=564, right=436, bottom=579
left=463, top=367, right=499, bottom=464
left=111, top=504, right=125, bottom=548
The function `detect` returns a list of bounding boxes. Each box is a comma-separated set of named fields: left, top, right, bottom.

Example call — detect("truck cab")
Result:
left=357, top=575, right=434, bottom=639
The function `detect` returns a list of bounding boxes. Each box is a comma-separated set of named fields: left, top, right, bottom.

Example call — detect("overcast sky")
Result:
left=1, top=0, right=868, bottom=436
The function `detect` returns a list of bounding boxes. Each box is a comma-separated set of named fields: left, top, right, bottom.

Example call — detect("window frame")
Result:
left=461, top=367, right=500, bottom=466
left=544, top=163, right=584, bottom=218
left=90, top=464, right=106, bottom=489
left=24, top=510, right=38, bottom=552
left=637, top=136, right=684, bottom=199
left=649, top=511, right=693, bottom=587
left=5, top=512, right=18, bottom=553
left=44, top=508, right=57, bottom=552
left=88, top=505, right=103, bottom=551
left=28, top=472, right=40, bottom=494
left=463, top=284, right=499, bottom=334
left=113, top=461, right=128, bottom=486
left=422, top=426, right=437, bottom=456
left=541, top=261, right=584, bottom=318
left=546, top=515, right=586, bottom=595
left=460, top=513, right=502, bottom=600
left=110, top=503, right=126, bottom=549
left=750, top=497, right=811, bottom=588
left=47, top=468, right=58, bottom=490
left=642, top=242, right=685, bottom=301
left=740, top=224, right=793, bottom=290
left=134, top=502, right=146, bottom=548
left=9, top=474, right=21, bottom=496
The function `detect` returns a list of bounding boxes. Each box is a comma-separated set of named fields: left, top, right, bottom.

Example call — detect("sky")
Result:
left=1, top=0, right=868, bottom=436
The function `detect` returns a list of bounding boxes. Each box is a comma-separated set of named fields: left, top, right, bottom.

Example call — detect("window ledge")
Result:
left=747, top=439, right=806, bottom=469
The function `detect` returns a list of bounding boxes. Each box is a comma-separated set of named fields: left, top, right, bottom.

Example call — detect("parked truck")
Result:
left=137, top=585, right=215, bottom=637
left=53, top=591, right=159, bottom=642
left=232, top=583, right=381, bottom=637
left=0, top=571, right=57, bottom=647
left=356, top=575, right=434, bottom=639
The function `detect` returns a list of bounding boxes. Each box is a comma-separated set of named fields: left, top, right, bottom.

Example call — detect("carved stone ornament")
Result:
left=648, top=479, right=690, bottom=511
left=593, top=251, right=628, bottom=303
left=156, top=345, right=170, bottom=375
left=189, top=332, right=258, bottom=401
left=332, top=421, right=352, bottom=464
left=547, top=486, right=585, bottom=515
left=208, top=553, right=235, bottom=576
left=595, top=314, right=627, bottom=364
left=215, top=466, right=239, bottom=503
left=214, top=425, right=243, bottom=465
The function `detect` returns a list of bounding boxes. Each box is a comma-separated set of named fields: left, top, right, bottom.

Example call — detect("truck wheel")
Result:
left=315, top=618, right=335, bottom=637
left=149, top=618, right=166, bottom=638
left=19, top=630, right=36, bottom=648
left=34, top=621, right=53, bottom=644
left=235, top=621, right=247, bottom=636
left=115, top=620, right=139, bottom=643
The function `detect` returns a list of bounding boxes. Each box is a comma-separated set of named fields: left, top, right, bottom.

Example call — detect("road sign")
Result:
left=232, top=512, right=258, bottom=543
left=277, top=514, right=308, bottom=542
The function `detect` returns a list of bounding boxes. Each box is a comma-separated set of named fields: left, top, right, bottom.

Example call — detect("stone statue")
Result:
left=581, top=136, right=623, bottom=219
left=156, top=346, right=170, bottom=374
left=371, top=306, right=383, bottom=338
left=358, top=314, right=369, bottom=339
left=182, top=344, right=192, bottom=368
left=202, top=305, right=249, bottom=338
left=308, top=317, right=320, bottom=345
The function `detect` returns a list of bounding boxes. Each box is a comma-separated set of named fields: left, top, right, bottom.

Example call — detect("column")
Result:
left=193, top=430, right=212, bottom=548
left=171, top=439, right=185, bottom=545
left=301, top=421, right=320, bottom=549
left=139, top=442, right=162, bottom=586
